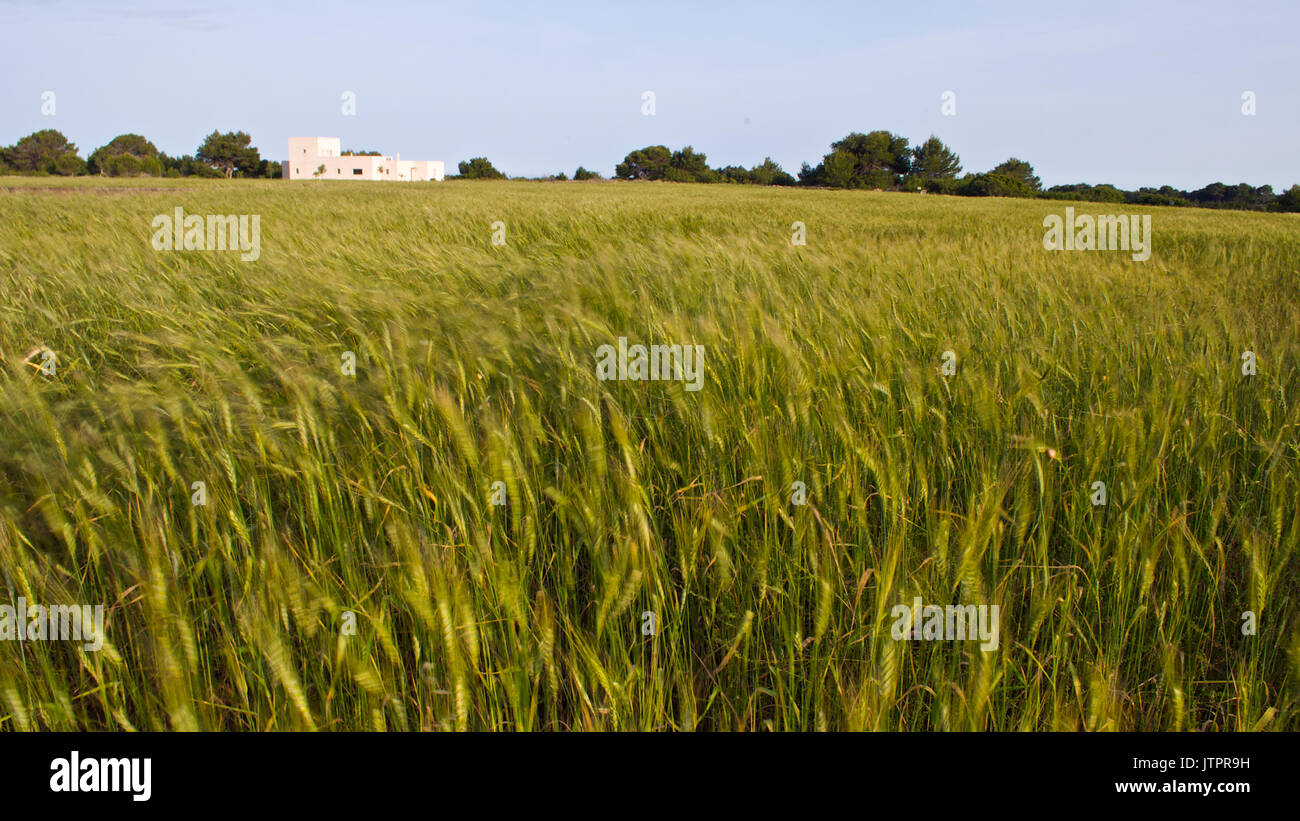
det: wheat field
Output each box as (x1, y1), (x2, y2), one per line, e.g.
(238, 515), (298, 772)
(1, 176), (1297, 731)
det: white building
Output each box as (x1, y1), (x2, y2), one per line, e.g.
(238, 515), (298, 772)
(285, 137), (445, 182)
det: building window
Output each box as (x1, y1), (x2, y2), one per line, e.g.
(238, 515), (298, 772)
(353, 168), (363, 175)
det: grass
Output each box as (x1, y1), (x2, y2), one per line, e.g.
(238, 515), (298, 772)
(1, 176), (1297, 731)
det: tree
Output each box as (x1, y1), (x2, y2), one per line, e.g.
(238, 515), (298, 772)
(1043, 183), (1124, 203)
(989, 158), (1041, 191)
(103, 154), (162, 176)
(614, 145), (719, 182)
(1275, 184), (1300, 213)
(615, 145), (671, 180)
(910, 136), (962, 184)
(1089, 184), (1125, 203)
(801, 131), (910, 189)
(837, 131), (911, 187)
(664, 146), (716, 182)
(822, 150), (857, 188)
(51, 153), (87, 176)
(573, 166), (603, 181)
(160, 153), (223, 178)
(718, 158), (797, 186)
(89, 134), (163, 176)
(718, 165), (751, 184)
(1126, 186), (1189, 207)
(1188, 182), (1275, 211)
(255, 159), (282, 178)
(196, 130), (261, 178)
(955, 172), (1035, 198)
(456, 157), (505, 179)
(6, 129), (85, 174)
(749, 157), (796, 186)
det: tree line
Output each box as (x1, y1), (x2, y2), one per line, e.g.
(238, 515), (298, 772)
(4, 126), (1297, 213)
(607, 131), (1300, 213)
(450, 157), (605, 181)
(0, 129), (279, 178)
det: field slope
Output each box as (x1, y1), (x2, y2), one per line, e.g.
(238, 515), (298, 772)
(1, 177), (1297, 730)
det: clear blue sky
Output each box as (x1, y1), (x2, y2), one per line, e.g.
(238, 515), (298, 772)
(2, 0), (1297, 189)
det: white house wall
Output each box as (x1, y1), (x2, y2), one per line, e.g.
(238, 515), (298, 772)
(285, 138), (444, 182)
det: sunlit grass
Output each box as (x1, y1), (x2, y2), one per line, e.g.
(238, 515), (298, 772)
(1, 177), (1297, 730)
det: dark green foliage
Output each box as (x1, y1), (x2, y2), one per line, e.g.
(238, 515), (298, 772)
(4, 129), (86, 174)
(988, 158), (1041, 192)
(1275, 185), (1300, 213)
(665, 146), (717, 182)
(50, 153), (88, 176)
(615, 145), (672, 180)
(457, 157), (506, 179)
(1043, 183), (1126, 203)
(749, 157), (796, 186)
(1126, 186), (1191, 207)
(255, 159), (282, 179)
(916, 176), (960, 194)
(101, 154), (163, 176)
(954, 172), (1036, 198)
(799, 131), (911, 189)
(718, 157), (795, 185)
(162, 154), (224, 178)
(910, 136), (962, 184)
(616, 145), (791, 184)
(833, 131), (912, 180)
(1187, 182), (1276, 211)
(89, 134), (163, 176)
(196, 131), (262, 178)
